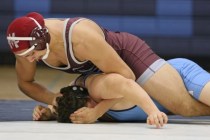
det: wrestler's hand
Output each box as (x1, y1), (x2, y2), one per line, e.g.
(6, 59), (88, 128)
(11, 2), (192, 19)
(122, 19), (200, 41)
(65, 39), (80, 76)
(33, 105), (55, 121)
(146, 112), (168, 128)
(70, 107), (98, 124)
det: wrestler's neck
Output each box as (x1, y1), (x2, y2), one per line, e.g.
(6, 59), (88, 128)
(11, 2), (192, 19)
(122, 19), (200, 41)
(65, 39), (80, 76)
(43, 19), (68, 65)
(44, 19), (64, 52)
(44, 18), (85, 64)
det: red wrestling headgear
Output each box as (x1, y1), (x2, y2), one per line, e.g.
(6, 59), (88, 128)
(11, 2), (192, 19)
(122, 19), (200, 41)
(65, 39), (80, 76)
(7, 12), (51, 59)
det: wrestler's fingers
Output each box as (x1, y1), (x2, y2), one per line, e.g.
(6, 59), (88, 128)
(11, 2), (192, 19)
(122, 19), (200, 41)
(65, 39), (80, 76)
(157, 114), (164, 127)
(71, 116), (83, 124)
(32, 113), (36, 120)
(70, 113), (77, 121)
(33, 109), (41, 119)
(33, 112), (40, 120)
(153, 115), (160, 128)
(148, 116), (155, 125)
(147, 117), (152, 125)
(70, 115), (82, 123)
(74, 107), (87, 114)
(34, 105), (44, 116)
(38, 107), (48, 118)
(71, 118), (92, 124)
(72, 120), (83, 124)
(40, 108), (47, 115)
(162, 113), (168, 124)
(71, 112), (84, 119)
(33, 105), (50, 120)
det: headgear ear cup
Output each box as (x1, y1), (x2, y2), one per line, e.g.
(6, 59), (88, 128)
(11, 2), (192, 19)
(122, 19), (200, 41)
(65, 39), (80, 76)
(28, 17), (51, 60)
(29, 27), (51, 50)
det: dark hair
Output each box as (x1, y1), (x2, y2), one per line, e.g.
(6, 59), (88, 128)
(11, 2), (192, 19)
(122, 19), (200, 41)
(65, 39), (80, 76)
(56, 85), (89, 123)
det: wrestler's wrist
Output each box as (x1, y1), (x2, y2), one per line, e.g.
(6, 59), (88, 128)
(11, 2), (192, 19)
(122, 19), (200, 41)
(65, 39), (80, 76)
(93, 106), (105, 118)
(48, 105), (58, 119)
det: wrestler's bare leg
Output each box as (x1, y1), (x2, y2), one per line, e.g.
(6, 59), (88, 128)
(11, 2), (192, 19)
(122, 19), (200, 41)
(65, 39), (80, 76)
(199, 82), (210, 106)
(142, 63), (210, 116)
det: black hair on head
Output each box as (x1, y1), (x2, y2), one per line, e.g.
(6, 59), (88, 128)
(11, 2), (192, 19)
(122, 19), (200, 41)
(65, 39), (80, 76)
(56, 85), (89, 123)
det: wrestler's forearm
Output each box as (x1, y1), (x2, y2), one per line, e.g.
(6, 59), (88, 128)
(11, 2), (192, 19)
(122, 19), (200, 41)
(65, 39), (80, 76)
(86, 73), (160, 116)
(82, 74), (121, 119)
(18, 81), (56, 105)
(125, 86), (160, 115)
(116, 78), (161, 115)
(93, 98), (122, 118)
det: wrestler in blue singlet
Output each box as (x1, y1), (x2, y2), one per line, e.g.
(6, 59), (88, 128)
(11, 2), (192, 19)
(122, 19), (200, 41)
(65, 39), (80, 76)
(105, 58), (210, 122)
(168, 58), (210, 100)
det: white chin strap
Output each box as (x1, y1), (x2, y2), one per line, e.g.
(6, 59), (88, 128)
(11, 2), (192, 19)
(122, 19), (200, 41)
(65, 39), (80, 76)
(16, 45), (35, 56)
(16, 44), (50, 60)
(41, 43), (50, 60)
(16, 43), (50, 60)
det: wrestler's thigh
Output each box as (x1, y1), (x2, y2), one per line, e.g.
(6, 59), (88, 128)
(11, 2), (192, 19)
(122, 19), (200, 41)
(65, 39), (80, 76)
(141, 63), (190, 113)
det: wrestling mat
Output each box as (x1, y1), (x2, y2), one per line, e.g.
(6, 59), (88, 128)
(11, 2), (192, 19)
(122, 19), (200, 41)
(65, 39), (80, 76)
(0, 100), (210, 124)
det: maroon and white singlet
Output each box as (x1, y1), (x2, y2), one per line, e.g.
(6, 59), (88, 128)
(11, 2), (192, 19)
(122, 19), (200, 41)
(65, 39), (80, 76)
(43, 18), (166, 85)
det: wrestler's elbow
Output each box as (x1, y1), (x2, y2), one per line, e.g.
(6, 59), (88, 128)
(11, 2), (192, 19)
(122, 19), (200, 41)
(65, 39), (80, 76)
(17, 81), (26, 92)
(129, 72), (136, 81)
(17, 79), (34, 94)
(122, 69), (136, 81)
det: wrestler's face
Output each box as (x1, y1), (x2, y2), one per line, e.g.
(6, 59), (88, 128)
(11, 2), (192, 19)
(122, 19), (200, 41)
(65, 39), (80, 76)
(15, 49), (46, 62)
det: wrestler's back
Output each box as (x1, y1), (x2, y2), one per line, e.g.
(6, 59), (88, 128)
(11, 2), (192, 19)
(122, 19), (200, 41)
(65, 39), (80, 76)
(44, 17), (160, 78)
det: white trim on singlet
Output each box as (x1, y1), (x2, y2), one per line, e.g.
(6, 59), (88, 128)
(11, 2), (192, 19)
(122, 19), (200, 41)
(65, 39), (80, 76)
(42, 18), (71, 70)
(68, 18), (88, 64)
(136, 59), (166, 85)
(42, 18), (105, 70)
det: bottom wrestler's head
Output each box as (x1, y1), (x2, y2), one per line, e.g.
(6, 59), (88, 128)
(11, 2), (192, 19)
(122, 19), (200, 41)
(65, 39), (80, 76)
(55, 85), (89, 123)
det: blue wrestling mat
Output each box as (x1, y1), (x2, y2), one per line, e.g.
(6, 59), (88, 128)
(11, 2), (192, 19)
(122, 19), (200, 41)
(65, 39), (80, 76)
(0, 100), (42, 121)
(0, 100), (210, 124)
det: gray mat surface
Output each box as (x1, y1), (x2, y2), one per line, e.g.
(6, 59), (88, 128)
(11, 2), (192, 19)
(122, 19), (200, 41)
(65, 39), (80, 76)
(0, 100), (210, 124)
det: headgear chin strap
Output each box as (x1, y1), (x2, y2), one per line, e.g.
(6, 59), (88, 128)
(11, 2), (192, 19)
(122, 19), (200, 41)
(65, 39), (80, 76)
(41, 43), (50, 60)
(7, 17), (51, 60)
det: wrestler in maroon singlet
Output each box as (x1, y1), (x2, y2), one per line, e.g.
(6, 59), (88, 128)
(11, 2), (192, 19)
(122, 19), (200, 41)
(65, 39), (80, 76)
(43, 18), (166, 84)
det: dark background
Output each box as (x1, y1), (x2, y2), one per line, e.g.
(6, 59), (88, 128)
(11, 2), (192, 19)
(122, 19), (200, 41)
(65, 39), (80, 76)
(1, 0), (210, 68)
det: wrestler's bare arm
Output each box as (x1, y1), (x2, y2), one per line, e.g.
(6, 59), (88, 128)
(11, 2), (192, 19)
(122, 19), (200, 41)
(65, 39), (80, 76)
(72, 74), (168, 127)
(32, 74), (122, 122)
(66, 74), (121, 123)
(70, 98), (121, 124)
(72, 20), (135, 80)
(33, 97), (120, 122)
(16, 57), (57, 105)
(89, 74), (164, 114)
